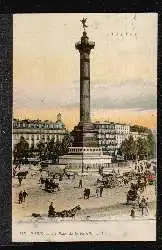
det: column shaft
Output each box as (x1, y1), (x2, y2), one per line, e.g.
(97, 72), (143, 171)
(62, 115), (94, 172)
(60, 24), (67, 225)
(80, 57), (90, 122)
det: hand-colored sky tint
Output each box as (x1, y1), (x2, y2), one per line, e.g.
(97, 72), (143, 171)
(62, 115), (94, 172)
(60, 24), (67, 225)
(13, 13), (157, 130)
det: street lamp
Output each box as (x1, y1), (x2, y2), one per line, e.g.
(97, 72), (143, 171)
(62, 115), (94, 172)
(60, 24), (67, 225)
(82, 148), (84, 173)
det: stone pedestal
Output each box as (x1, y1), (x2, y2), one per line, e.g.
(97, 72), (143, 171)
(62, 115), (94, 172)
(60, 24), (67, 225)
(71, 122), (98, 147)
(59, 147), (112, 169)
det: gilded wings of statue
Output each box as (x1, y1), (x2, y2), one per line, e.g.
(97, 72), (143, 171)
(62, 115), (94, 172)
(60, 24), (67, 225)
(80, 18), (88, 30)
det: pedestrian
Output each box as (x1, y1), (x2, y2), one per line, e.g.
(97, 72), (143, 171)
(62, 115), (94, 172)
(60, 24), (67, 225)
(59, 175), (63, 181)
(141, 165), (143, 172)
(48, 202), (55, 217)
(22, 190), (28, 202)
(137, 190), (140, 205)
(79, 178), (82, 188)
(18, 176), (22, 186)
(140, 196), (146, 216)
(45, 178), (49, 190)
(99, 186), (103, 197)
(86, 166), (89, 172)
(18, 191), (23, 204)
(13, 168), (16, 177)
(96, 186), (99, 198)
(39, 175), (43, 184)
(130, 207), (136, 218)
(145, 197), (149, 216)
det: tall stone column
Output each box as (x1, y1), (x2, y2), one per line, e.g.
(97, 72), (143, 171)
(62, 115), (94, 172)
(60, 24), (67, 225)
(75, 31), (95, 123)
(71, 28), (98, 147)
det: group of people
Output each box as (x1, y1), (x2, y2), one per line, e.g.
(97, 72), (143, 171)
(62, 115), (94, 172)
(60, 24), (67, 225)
(96, 185), (104, 197)
(79, 178), (104, 199)
(18, 190), (28, 204)
(130, 196), (150, 218)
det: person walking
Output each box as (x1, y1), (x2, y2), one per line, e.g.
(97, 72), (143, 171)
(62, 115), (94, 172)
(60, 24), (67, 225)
(99, 186), (103, 197)
(145, 197), (150, 216)
(13, 167), (16, 177)
(18, 191), (23, 204)
(130, 206), (136, 218)
(22, 190), (28, 202)
(137, 189), (140, 205)
(18, 176), (22, 186)
(48, 202), (55, 217)
(79, 178), (82, 188)
(96, 186), (99, 198)
(140, 196), (146, 216)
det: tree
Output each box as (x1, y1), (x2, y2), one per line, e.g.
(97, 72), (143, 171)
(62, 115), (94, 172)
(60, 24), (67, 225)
(132, 140), (138, 161)
(36, 140), (46, 160)
(34, 132), (74, 163)
(61, 132), (73, 155)
(45, 137), (61, 164)
(13, 136), (29, 163)
(120, 138), (130, 160)
(120, 136), (150, 161)
(136, 137), (148, 160)
(146, 132), (156, 158)
(130, 124), (151, 134)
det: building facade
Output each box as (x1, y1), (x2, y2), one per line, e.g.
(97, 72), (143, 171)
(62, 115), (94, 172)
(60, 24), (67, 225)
(12, 113), (67, 149)
(94, 121), (117, 155)
(94, 121), (131, 156)
(94, 121), (151, 156)
(114, 123), (130, 150)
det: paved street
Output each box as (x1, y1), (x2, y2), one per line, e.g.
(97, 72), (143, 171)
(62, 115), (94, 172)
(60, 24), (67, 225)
(12, 166), (156, 222)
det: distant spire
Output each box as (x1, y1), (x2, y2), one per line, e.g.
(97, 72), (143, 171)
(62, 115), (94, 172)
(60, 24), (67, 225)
(57, 113), (62, 122)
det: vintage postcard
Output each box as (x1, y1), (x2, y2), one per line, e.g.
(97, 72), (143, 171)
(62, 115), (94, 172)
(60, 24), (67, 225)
(12, 13), (157, 242)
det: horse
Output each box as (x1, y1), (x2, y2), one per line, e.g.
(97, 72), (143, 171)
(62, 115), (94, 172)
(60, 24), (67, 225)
(84, 188), (90, 199)
(50, 205), (81, 218)
(67, 205), (81, 218)
(32, 213), (41, 217)
(17, 171), (28, 179)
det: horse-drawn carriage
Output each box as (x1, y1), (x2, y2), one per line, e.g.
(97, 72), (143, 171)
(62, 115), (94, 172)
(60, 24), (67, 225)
(126, 189), (139, 205)
(41, 164), (76, 180)
(48, 205), (81, 218)
(101, 174), (119, 188)
(43, 178), (60, 193)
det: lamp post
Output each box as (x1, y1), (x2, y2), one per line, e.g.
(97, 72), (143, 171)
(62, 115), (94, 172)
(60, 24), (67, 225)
(82, 149), (84, 173)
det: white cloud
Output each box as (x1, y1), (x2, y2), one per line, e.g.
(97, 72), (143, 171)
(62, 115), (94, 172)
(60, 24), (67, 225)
(14, 78), (156, 111)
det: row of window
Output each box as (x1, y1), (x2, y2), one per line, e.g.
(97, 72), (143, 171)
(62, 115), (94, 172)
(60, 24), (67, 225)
(98, 130), (116, 134)
(13, 123), (64, 129)
(115, 128), (130, 131)
(95, 124), (115, 129)
(13, 134), (62, 141)
(106, 145), (117, 148)
(98, 134), (116, 139)
(99, 140), (117, 144)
